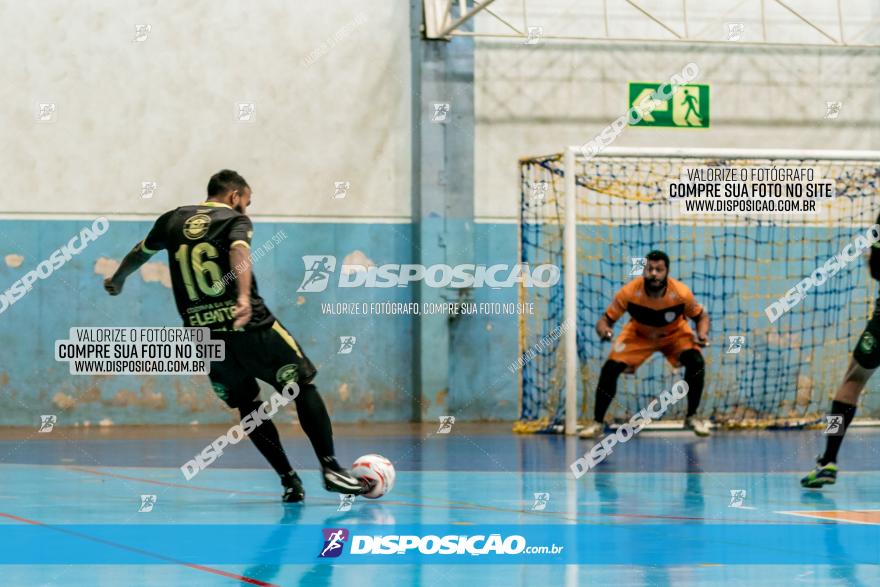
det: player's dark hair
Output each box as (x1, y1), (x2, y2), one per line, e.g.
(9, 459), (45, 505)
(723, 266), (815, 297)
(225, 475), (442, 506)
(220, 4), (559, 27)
(207, 170), (249, 197)
(646, 250), (670, 269)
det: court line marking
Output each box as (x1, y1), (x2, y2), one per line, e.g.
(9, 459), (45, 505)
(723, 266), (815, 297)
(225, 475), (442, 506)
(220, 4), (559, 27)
(61, 466), (509, 511)
(0, 511), (281, 586)
(60, 465), (839, 526)
(5, 463), (865, 520)
(1, 462), (877, 476)
(65, 465), (278, 497)
(775, 509), (880, 525)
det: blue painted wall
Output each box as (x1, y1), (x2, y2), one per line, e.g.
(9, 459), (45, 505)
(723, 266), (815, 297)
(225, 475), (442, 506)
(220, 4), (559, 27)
(0, 219), (521, 426)
(3, 217), (880, 426)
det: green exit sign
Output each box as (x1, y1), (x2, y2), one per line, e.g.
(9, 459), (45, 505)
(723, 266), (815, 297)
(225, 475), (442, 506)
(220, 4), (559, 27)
(628, 82), (710, 128)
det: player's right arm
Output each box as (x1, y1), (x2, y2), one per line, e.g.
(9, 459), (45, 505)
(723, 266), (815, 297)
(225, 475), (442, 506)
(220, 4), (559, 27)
(103, 242), (154, 295)
(104, 210), (173, 296)
(596, 283), (631, 340)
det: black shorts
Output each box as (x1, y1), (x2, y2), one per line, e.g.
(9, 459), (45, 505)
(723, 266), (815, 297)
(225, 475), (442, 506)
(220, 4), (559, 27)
(207, 321), (317, 409)
(853, 305), (880, 369)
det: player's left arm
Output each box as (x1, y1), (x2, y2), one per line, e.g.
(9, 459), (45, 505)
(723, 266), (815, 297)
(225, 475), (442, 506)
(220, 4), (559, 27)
(691, 310), (710, 347)
(104, 211), (171, 296)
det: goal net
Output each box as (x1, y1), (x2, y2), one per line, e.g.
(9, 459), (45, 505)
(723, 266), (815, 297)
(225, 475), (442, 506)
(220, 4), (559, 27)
(516, 147), (880, 434)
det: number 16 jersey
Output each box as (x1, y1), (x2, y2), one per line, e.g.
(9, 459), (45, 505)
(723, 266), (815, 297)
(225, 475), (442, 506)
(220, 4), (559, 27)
(140, 201), (275, 331)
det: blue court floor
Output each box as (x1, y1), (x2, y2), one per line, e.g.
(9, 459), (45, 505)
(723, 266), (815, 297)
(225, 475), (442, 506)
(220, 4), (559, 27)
(0, 424), (878, 586)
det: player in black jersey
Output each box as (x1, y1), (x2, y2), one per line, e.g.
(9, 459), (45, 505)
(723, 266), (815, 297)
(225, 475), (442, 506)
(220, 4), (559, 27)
(801, 217), (880, 488)
(104, 169), (365, 502)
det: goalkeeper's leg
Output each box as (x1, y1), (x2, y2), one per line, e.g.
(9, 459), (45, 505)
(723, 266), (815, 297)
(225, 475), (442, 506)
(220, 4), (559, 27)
(679, 349), (710, 437)
(581, 325), (656, 438)
(594, 359), (627, 422)
(579, 359), (627, 438)
(661, 330), (709, 436)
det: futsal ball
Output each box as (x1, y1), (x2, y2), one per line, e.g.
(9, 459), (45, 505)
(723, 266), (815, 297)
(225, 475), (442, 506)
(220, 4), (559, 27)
(352, 454), (395, 499)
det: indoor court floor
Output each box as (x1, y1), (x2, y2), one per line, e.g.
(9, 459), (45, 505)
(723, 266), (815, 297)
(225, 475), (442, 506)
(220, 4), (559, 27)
(1, 424), (878, 586)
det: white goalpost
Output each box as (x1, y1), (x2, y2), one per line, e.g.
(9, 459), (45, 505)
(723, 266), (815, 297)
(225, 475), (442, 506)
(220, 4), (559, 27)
(520, 146), (880, 435)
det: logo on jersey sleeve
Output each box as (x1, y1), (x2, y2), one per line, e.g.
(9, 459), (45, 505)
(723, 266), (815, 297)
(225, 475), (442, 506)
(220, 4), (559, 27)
(183, 214), (212, 240)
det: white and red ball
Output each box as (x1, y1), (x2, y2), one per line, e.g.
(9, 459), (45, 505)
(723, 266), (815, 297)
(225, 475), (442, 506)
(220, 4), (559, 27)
(352, 454), (395, 499)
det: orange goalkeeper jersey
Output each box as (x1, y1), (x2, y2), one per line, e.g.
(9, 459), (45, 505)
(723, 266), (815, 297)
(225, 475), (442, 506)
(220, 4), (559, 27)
(605, 276), (703, 338)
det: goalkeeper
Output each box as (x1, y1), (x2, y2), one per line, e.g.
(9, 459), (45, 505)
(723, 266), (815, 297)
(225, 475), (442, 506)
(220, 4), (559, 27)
(579, 251), (712, 438)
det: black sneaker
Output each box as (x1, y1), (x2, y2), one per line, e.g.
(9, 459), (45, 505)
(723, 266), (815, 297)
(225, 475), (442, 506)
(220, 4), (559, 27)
(322, 467), (367, 495)
(281, 471), (305, 503)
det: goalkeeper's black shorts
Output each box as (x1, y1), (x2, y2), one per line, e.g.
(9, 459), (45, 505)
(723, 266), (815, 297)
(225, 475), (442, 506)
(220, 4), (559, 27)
(853, 305), (880, 370)
(207, 321), (317, 409)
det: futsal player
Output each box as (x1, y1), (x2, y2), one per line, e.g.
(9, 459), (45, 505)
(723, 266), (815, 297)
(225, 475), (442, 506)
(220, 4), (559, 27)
(801, 227), (880, 488)
(104, 170), (365, 502)
(579, 250), (712, 438)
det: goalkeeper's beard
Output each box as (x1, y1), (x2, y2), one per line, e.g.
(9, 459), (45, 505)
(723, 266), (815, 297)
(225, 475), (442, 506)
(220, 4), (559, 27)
(645, 277), (667, 294)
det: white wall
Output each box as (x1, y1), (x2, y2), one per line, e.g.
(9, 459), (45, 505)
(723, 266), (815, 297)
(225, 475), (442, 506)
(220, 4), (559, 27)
(0, 1), (411, 220)
(474, 0), (880, 220)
